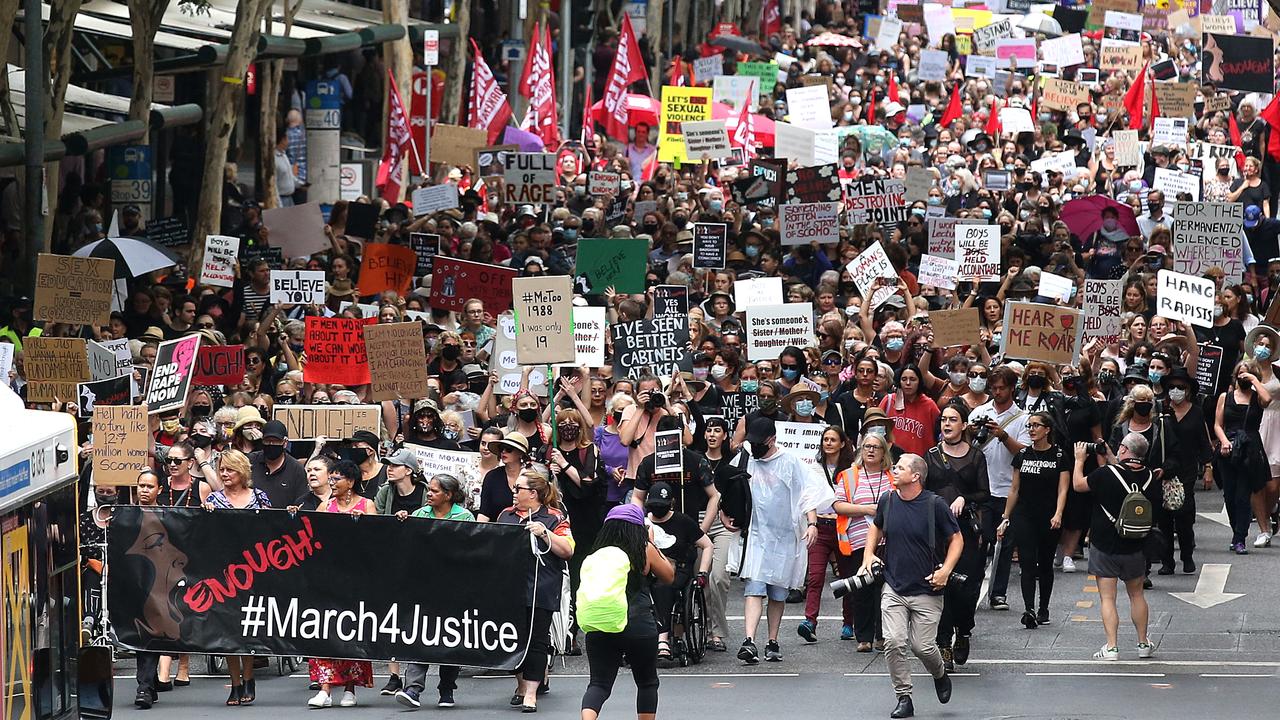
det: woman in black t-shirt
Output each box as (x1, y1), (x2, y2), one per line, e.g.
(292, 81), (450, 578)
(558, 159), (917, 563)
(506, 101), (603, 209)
(1000, 412), (1070, 630)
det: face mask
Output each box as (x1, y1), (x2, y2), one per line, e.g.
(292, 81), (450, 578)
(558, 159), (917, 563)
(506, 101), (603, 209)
(191, 433), (213, 449)
(1167, 388), (1187, 404)
(559, 425), (581, 441)
(643, 222), (659, 234)
(161, 419), (181, 434)
(1026, 375), (1047, 390)
(574, 186), (586, 197)
(781, 368), (799, 381)
(693, 367), (710, 381)
(911, 207), (926, 217)
(1238, 376), (1253, 391)
(969, 377), (987, 393)
(843, 111), (854, 122)
(1148, 369), (1165, 383)
(417, 419), (434, 434)
(1098, 370), (1115, 384)
(794, 399), (816, 417)
(290, 342), (305, 353)
(982, 209), (993, 219)
(190, 405), (212, 418)
(885, 338), (905, 352)
(674, 216), (689, 229)
(583, 219), (596, 234)
(761, 218), (774, 227)
(866, 426), (887, 438)
(517, 407), (540, 423)
(441, 345), (461, 361)
(262, 444), (286, 461)
(1214, 304), (1225, 318)
(1102, 218), (1118, 232)
(563, 228), (578, 241)
(1256, 346), (1273, 361)
(749, 439), (772, 459)
(1019, 210), (1031, 221)
(710, 365), (728, 380)
(95, 492), (117, 506)
(761, 398), (779, 414)
(1133, 401), (1153, 416)
(741, 379), (759, 392)
(949, 371), (967, 386)
(928, 197), (942, 206)
(709, 200), (723, 213)
(1132, 357), (1149, 367)
(442, 428), (460, 441)
(992, 331), (1003, 346)
(745, 245), (761, 258)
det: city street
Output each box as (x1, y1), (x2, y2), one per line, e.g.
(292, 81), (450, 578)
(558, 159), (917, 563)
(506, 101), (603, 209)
(113, 493), (1280, 719)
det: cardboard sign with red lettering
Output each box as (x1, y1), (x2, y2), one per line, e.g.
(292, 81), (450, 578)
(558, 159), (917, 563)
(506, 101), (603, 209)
(193, 344), (246, 386)
(1000, 301), (1084, 365)
(304, 316), (370, 386)
(359, 243), (418, 297)
(429, 256), (518, 315)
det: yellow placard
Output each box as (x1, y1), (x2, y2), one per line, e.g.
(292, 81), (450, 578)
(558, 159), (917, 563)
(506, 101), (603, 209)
(657, 86), (713, 164)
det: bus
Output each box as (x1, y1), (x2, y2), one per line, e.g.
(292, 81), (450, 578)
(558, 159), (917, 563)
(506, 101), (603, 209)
(0, 409), (109, 720)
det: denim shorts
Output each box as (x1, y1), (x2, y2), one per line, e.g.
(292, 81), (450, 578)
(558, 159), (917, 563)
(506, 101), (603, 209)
(743, 580), (790, 601)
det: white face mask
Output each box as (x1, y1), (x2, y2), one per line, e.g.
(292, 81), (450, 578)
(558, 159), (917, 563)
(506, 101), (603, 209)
(948, 371), (968, 386)
(710, 364), (728, 380)
(969, 377), (987, 393)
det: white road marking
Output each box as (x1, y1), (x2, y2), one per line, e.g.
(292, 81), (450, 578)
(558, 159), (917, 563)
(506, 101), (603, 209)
(1026, 672), (1166, 677)
(1169, 563), (1244, 608)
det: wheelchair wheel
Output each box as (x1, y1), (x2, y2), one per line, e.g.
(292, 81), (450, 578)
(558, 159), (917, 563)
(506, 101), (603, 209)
(205, 654), (226, 676)
(685, 585), (707, 665)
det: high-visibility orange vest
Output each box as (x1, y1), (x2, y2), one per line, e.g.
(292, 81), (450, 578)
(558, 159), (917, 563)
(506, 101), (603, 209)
(836, 465), (894, 556)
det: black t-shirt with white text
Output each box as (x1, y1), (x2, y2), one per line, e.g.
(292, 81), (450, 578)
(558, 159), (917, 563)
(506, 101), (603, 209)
(1011, 445), (1069, 519)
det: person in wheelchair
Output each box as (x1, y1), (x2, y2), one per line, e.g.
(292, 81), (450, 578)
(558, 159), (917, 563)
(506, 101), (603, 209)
(645, 482), (713, 667)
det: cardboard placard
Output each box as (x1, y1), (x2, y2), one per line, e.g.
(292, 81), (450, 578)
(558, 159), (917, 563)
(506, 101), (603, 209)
(1083, 279), (1123, 345)
(611, 316), (693, 380)
(744, 303), (815, 360)
(512, 275), (575, 365)
(270, 270), (326, 305)
(193, 344), (246, 385)
(411, 184), (460, 215)
(430, 124), (490, 169)
(575, 238), (649, 294)
(502, 153), (558, 205)
(917, 254), (960, 290)
(1171, 202), (1244, 279)
(409, 232), (440, 275)
(658, 86), (714, 163)
(364, 321), (430, 401)
(273, 404), (382, 440)
(34, 254), (115, 326)
(303, 316), (371, 386)
(693, 223), (727, 269)
(261, 203), (328, 259)
(1041, 78), (1090, 112)
(429, 256), (517, 315)
(24, 337), (89, 403)
(1099, 38), (1143, 72)
(358, 243), (417, 297)
(680, 119), (734, 161)
(475, 144), (519, 178)
(92, 404), (150, 486)
(1156, 269), (1216, 329)
(927, 307), (980, 348)
(780, 202), (840, 246)
(956, 224), (1001, 281)
(1000, 301), (1085, 364)
(144, 335), (201, 415)
(1154, 82), (1197, 119)
(587, 170), (621, 197)
(201, 235), (239, 288)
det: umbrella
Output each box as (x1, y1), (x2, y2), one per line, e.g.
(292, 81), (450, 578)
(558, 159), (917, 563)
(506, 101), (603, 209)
(591, 93), (661, 129)
(712, 102), (777, 147)
(1017, 13), (1062, 36)
(74, 236), (179, 278)
(1060, 196), (1140, 240)
(843, 124), (899, 155)
(806, 31), (863, 47)
(501, 125), (546, 152)
(711, 34), (770, 58)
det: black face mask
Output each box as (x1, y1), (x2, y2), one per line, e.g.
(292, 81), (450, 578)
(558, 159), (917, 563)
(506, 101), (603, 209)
(1134, 401), (1153, 416)
(749, 439), (772, 459)
(582, 219), (596, 234)
(191, 434), (213, 449)
(612, 410), (624, 426)
(442, 345), (461, 361)
(262, 444), (286, 461)
(94, 492), (118, 506)
(1026, 375), (1047, 391)
(761, 398), (779, 414)
(673, 216), (688, 229)
(1238, 377), (1253, 391)
(518, 407), (540, 423)
(645, 502), (672, 517)
(190, 405), (212, 418)
(643, 222), (660, 234)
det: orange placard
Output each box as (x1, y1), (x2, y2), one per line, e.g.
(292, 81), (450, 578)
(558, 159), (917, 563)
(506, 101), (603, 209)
(358, 243), (418, 297)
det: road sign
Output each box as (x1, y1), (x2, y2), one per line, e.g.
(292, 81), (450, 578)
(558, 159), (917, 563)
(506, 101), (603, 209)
(108, 146), (152, 207)
(423, 29), (439, 66)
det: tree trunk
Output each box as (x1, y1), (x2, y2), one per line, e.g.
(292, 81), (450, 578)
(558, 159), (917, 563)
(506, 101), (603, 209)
(382, 0), (412, 198)
(42, 0), (84, 250)
(189, 0), (273, 276)
(257, 0), (303, 209)
(647, 0), (665, 92)
(441, 0), (472, 126)
(0, 0), (20, 138)
(126, 0), (171, 140)
(744, 0), (764, 36)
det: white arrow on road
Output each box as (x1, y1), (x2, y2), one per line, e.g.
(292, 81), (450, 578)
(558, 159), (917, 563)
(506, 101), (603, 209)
(1197, 505), (1231, 527)
(1169, 563), (1244, 608)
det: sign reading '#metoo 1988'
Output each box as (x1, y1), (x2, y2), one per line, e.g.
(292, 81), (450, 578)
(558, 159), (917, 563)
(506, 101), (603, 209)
(502, 153), (557, 205)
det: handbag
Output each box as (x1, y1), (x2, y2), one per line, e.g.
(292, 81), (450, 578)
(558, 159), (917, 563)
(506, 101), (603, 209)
(1154, 417), (1184, 512)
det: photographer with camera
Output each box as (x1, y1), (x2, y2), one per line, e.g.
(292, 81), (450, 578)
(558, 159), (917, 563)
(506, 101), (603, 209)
(970, 366), (1029, 611)
(860, 454), (962, 719)
(620, 374), (671, 488)
(1072, 433), (1161, 661)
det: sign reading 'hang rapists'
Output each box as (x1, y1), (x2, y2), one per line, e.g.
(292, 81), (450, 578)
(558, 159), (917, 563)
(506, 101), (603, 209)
(107, 507), (536, 669)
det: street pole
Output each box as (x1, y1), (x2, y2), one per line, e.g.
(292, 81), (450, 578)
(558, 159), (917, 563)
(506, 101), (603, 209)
(560, 0), (571, 142)
(23, 0), (44, 296)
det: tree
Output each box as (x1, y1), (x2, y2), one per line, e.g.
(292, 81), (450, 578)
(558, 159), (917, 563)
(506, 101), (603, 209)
(39, 0), (86, 249)
(126, 0), (173, 140)
(0, 0), (20, 138)
(441, 0), (471, 125)
(381, 0), (412, 199)
(647, 0), (665, 92)
(189, 0), (274, 276)
(256, 0), (303, 210)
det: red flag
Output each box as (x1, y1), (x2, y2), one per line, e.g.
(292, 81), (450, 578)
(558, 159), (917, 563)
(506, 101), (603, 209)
(1123, 63), (1147, 130)
(518, 23), (540, 99)
(376, 68), (412, 203)
(887, 71), (899, 106)
(520, 23), (561, 148)
(582, 82), (595, 146)
(866, 87), (876, 125)
(730, 91), (755, 159)
(1260, 94), (1280, 162)
(602, 14), (647, 140)
(469, 40), (513, 143)
(985, 97), (1001, 137)
(763, 0), (781, 37)
(938, 83), (962, 128)
(639, 149), (659, 182)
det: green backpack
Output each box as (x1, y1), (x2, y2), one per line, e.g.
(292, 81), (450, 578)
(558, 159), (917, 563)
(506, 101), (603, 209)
(1100, 466), (1154, 540)
(576, 546), (632, 634)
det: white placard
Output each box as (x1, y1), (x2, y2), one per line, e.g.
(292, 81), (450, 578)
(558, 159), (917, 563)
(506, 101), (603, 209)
(924, 4), (957, 46)
(411, 184), (460, 215)
(201, 234), (239, 288)
(1156, 269), (1216, 328)
(1083, 279), (1123, 345)
(917, 254), (960, 290)
(774, 421), (825, 469)
(956, 224), (1001, 281)
(553, 306), (607, 368)
(713, 75), (760, 112)
(1038, 271), (1075, 302)
(918, 50), (950, 82)
(587, 170), (621, 196)
(404, 444), (483, 508)
(681, 119), (734, 161)
(845, 241), (897, 298)
(999, 107), (1035, 135)
(692, 54), (724, 85)
(1152, 117), (1189, 148)
(744, 303), (815, 360)
(1112, 129), (1142, 166)
(774, 121), (817, 164)
(1041, 33), (1085, 67)
(1153, 168), (1201, 201)
(0, 343), (12, 385)
(270, 270), (326, 305)
(1104, 10), (1143, 31)
(339, 163), (364, 201)
(876, 16), (903, 50)
(780, 202), (840, 246)
(785, 85), (833, 130)
(965, 55), (999, 79)
(734, 277), (784, 309)
(973, 19), (1012, 53)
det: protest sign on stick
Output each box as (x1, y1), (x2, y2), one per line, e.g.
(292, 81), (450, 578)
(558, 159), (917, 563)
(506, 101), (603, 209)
(34, 254), (115, 326)
(513, 276), (575, 365)
(745, 303), (814, 360)
(611, 317), (693, 379)
(92, 404), (150, 486)
(144, 335), (202, 415)
(364, 322), (430, 402)
(24, 338), (89, 403)
(274, 404), (383, 440)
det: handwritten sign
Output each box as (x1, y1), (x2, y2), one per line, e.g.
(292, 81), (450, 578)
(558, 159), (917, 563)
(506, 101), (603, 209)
(24, 337), (89, 403)
(1041, 78), (1090, 112)
(274, 404), (382, 440)
(513, 275), (574, 365)
(1171, 202), (1244, 280)
(502, 153), (558, 205)
(587, 170), (621, 197)
(271, 270), (325, 305)
(956, 224), (1001, 281)
(1083, 279), (1123, 345)
(144, 335), (201, 415)
(735, 277), (784, 309)
(1099, 38), (1142, 71)
(303, 316), (370, 386)
(575, 238), (649, 294)
(358, 243), (417, 297)
(1001, 301), (1084, 364)
(846, 178), (908, 225)
(846, 241), (897, 298)
(611, 316), (693, 379)
(92, 404), (150, 486)
(918, 254), (960, 290)
(744, 303), (815, 360)
(1157, 269), (1216, 328)
(34, 254), (115, 326)
(1154, 82), (1197, 119)
(780, 202), (839, 245)
(201, 234), (239, 288)
(775, 421), (824, 469)
(363, 321), (429, 401)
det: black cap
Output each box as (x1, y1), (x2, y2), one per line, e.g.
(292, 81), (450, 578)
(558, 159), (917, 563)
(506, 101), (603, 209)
(351, 430), (381, 446)
(262, 420), (288, 440)
(647, 481), (675, 504)
(744, 416), (776, 446)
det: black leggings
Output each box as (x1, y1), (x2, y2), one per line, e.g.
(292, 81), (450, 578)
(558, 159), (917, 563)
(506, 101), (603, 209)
(1014, 515), (1060, 614)
(516, 607), (554, 684)
(581, 631), (659, 715)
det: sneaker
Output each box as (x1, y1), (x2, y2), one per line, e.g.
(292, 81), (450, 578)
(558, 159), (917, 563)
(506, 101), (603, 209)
(1137, 641), (1155, 659)
(953, 634), (970, 665)
(1061, 556), (1076, 573)
(437, 690), (456, 708)
(738, 638), (759, 665)
(1053, 554), (1063, 569)
(1093, 644), (1119, 661)
(797, 619), (817, 644)
(308, 691), (332, 709)
(380, 674), (402, 696)
(1036, 608), (1051, 626)
(874, 638), (887, 652)
(840, 625), (854, 641)
(940, 646), (955, 673)
(1233, 543), (1250, 555)
(1142, 576), (1153, 589)
(1157, 564), (1175, 576)
(395, 689), (421, 709)
(339, 691), (357, 708)
(990, 596), (1010, 611)
(1253, 532), (1272, 548)
(1021, 611), (1038, 629)
(764, 640), (782, 662)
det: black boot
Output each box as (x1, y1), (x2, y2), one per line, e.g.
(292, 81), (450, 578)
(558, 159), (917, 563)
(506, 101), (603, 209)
(134, 691), (153, 710)
(890, 695), (914, 718)
(934, 673), (952, 704)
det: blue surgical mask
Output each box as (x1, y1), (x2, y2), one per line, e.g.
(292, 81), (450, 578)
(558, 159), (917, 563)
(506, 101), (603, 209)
(981, 209), (993, 219)
(709, 200), (723, 213)
(1148, 369), (1164, 383)
(563, 228), (578, 241)
(1256, 346), (1273, 361)
(781, 368), (800, 381)
(911, 207), (926, 217)
(928, 197), (942, 206)
(819, 391), (829, 403)
(745, 245), (761, 258)
(741, 379), (760, 392)
(866, 426), (887, 438)
(761, 218), (774, 227)
(885, 337), (905, 352)
(794, 399), (816, 417)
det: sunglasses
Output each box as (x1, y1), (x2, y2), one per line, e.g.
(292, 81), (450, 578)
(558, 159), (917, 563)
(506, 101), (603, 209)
(247, 356), (263, 365)
(164, 456), (191, 465)
(197, 322), (215, 329)
(514, 485), (534, 493)
(969, 371), (988, 378)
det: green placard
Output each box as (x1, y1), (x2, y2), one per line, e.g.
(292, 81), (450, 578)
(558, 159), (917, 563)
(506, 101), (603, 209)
(737, 62), (780, 90)
(574, 238), (649, 295)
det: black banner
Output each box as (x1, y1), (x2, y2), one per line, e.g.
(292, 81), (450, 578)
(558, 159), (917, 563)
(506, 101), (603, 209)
(1204, 33), (1274, 94)
(652, 285), (688, 318)
(1196, 343), (1223, 398)
(693, 222), (727, 270)
(785, 163), (843, 204)
(146, 217), (189, 248)
(409, 232), (440, 276)
(77, 375), (132, 418)
(611, 317), (692, 380)
(107, 507), (536, 669)
(719, 390), (760, 427)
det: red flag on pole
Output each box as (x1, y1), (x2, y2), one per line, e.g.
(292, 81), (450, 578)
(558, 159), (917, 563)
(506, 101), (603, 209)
(985, 97), (1002, 137)
(520, 23), (561, 148)
(887, 72), (900, 106)
(469, 40), (513, 144)
(1260, 94), (1280, 162)
(518, 23), (540, 99)
(1123, 63), (1147, 130)
(730, 91), (755, 159)
(582, 82), (595, 146)
(602, 14), (648, 140)
(376, 68), (412, 203)
(866, 87), (876, 125)
(763, 0), (782, 37)
(938, 83), (962, 128)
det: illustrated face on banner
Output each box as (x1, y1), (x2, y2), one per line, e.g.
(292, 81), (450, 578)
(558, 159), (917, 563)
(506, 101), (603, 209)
(124, 510), (190, 642)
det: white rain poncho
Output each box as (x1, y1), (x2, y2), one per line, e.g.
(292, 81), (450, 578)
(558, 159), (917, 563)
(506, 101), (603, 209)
(740, 450), (835, 589)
